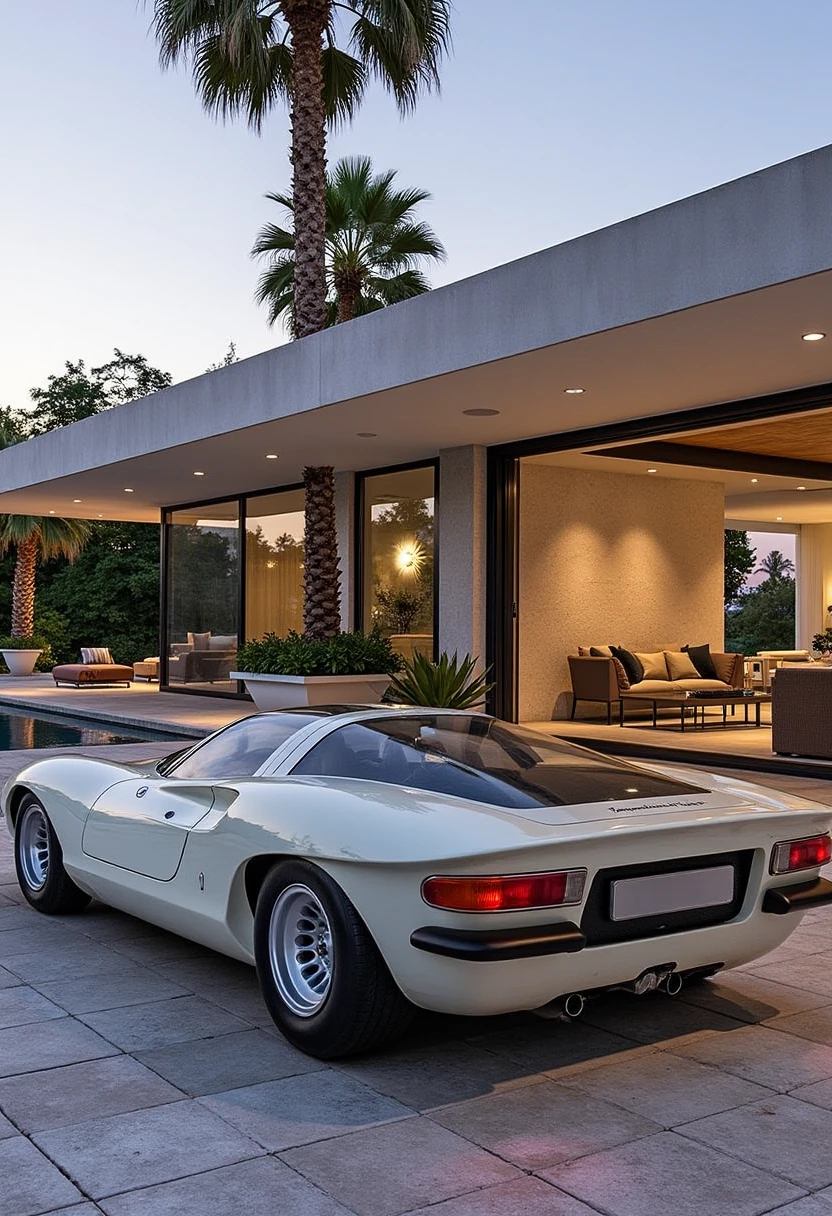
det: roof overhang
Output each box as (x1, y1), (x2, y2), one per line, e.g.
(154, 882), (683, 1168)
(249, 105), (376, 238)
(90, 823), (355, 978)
(3, 144), (832, 522)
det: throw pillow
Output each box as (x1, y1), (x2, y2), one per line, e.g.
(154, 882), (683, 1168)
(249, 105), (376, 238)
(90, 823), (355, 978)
(665, 650), (700, 681)
(611, 646), (643, 685)
(578, 644), (612, 657)
(80, 647), (113, 664)
(188, 631), (211, 651)
(634, 650), (669, 680)
(682, 643), (718, 679)
(587, 646), (629, 690)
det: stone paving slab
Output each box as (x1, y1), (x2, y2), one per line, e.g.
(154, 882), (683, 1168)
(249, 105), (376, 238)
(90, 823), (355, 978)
(32, 1100), (265, 1200)
(0, 1135), (86, 1216)
(0, 1016), (117, 1078)
(0, 984), (66, 1029)
(397, 1176), (602, 1216)
(133, 1027), (321, 1096)
(669, 1023), (832, 1092)
(77, 994), (249, 1052)
(32, 966), (191, 1014)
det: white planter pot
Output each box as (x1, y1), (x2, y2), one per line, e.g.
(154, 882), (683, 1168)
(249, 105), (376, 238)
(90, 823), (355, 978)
(1, 649), (42, 677)
(229, 671), (392, 711)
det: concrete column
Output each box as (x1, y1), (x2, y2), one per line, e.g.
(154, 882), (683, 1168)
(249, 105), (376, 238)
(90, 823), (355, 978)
(335, 471), (355, 631)
(437, 446), (487, 663)
(798, 524), (832, 649)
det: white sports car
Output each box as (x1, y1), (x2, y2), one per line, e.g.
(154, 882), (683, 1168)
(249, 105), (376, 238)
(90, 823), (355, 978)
(4, 707), (832, 1058)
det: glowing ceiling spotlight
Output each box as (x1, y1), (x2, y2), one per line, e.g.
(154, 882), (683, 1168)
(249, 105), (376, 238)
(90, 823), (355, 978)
(395, 539), (425, 576)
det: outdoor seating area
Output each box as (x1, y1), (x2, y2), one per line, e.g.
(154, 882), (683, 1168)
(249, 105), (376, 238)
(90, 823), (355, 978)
(51, 647), (134, 688)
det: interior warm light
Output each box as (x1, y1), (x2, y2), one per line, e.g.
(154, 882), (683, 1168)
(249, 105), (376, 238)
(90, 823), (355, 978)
(798, 486), (807, 491)
(48, 510), (55, 515)
(563, 387), (585, 395)
(73, 499), (81, 503)
(124, 488), (134, 493)
(647, 468), (658, 474)
(265, 454), (278, 460)
(751, 478), (759, 484)
(395, 539), (425, 576)
(802, 332), (826, 342)
(193, 471), (205, 477)
(776, 516), (783, 521)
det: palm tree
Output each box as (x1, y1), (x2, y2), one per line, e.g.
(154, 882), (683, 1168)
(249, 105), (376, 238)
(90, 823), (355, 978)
(252, 155), (446, 329)
(0, 516), (91, 638)
(755, 550), (795, 581)
(150, 0), (451, 638)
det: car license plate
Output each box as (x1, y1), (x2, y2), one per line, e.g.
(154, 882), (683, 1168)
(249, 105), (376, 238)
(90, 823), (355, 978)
(611, 864), (735, 921)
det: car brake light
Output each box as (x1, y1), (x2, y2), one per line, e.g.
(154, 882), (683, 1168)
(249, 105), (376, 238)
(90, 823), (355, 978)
(422, 870), (587, 912)
(771, 833), (832, 875)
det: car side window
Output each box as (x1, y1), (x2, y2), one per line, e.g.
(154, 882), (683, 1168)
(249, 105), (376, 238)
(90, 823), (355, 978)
(169, 714), (319, 780)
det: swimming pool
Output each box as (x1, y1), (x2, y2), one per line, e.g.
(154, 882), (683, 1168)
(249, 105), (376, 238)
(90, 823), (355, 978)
(0, 706), (185, 750)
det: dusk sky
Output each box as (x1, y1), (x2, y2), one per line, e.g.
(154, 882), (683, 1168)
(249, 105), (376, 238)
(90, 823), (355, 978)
(3, 2), (832, 411)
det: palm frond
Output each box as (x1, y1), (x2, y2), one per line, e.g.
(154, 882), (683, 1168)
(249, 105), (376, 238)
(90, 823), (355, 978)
(348, 0), (452, 112)
(322, 45), (367, 124)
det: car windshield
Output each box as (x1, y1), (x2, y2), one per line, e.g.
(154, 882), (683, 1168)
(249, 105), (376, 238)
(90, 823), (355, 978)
(163, 712), (322, 780)
(290, 715), (707, 808)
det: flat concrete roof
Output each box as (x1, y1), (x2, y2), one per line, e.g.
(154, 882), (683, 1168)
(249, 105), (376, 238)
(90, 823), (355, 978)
(3, 143), (832, 520)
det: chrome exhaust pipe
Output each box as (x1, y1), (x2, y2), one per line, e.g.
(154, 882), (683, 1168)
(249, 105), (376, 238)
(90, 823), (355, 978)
(563, 992), (586, 1019)
(664, 971), (683, 997)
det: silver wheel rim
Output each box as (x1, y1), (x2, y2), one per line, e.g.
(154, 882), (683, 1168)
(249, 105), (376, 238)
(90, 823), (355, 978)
(18, 804), (50, 892)
(269, 883), (333, 1017)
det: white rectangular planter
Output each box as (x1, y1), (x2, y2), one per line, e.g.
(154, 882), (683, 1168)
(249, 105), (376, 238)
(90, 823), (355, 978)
(229, 671), (392, 711)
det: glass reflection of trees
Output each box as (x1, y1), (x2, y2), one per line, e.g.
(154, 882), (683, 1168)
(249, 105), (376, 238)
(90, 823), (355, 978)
(168, 522), (239, 639)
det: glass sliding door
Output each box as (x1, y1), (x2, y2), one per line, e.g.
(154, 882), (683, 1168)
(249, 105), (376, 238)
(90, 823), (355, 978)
(245, 488), (305, 641)
(360, 464), (436, 661)
(165, 500), (240, 690)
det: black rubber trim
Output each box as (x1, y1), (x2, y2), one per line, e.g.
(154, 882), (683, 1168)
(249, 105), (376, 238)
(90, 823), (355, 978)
(410, 922), (586, 961)
(762, 877), (832, 915)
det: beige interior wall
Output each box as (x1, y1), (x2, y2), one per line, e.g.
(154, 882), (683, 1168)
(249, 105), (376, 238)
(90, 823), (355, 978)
(519, 463), (726, 721)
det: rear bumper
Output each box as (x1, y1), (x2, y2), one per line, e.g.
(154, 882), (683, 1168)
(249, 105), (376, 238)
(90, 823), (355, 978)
(762, 876), (832, 914)
(410, 922), (585, 961)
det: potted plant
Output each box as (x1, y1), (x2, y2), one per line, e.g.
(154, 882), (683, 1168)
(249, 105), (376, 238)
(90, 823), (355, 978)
(231, 629), (403, 711)
(0, 634), (52, 677)
(812, 628), (832, 663)
(385, 651), (493, 709)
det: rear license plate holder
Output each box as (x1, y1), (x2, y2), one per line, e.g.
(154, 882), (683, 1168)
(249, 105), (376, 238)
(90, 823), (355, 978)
(611, 864), (735, 922)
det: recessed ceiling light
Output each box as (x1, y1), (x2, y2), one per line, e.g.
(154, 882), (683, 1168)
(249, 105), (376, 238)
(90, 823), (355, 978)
(802, 332), (826, 342)
(265, 453), (278, 460)
(73, 499), (81, 503)
(647, 467), (658, 473)
(193, 471), (205, 477)
(124, 488), (134, 493)
(98, 513), (103, 518)
(48, 510), (54, 515)
(750, 478), (758, 484)
(462, 408), (500, 417)
(797, 485), (807, 491)
(563, 387), (585, 395)
(357, 432), (377, 438)
(776, 516), (783, 521)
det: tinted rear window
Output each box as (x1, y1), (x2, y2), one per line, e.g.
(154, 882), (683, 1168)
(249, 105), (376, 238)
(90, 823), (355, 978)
(290, 715), (707, 808)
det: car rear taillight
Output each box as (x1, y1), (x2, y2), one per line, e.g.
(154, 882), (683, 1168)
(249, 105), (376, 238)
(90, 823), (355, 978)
(421, 870), (587, 912)
(770, 833), (832, 875)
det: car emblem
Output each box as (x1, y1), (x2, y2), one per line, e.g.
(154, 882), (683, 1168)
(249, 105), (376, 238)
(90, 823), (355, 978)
(136, 786), (149, 798)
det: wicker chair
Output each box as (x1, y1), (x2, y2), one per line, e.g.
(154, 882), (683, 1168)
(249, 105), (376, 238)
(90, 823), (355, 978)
(772, 666), (832, 759)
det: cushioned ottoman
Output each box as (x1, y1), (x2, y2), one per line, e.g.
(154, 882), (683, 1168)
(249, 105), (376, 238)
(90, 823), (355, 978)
(52, 663), (134, 687)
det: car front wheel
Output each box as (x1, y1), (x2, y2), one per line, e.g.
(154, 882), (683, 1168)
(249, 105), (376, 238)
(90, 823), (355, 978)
(14, 795), (91, 914)
(254, 860), (412, 1059)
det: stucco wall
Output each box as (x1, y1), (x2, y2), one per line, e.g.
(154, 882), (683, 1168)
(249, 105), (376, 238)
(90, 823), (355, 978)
(518, 464), (726, 721)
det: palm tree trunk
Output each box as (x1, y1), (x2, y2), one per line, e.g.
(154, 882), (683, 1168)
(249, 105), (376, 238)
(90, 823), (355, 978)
(303, 465), (341, 638)
(11, 536), (37, 638)
(285, 0), (328, 339)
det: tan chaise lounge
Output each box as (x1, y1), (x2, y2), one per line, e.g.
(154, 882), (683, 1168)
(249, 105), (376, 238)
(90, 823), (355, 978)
(569, 646), (743, 723)
(52, 646), (133, 688)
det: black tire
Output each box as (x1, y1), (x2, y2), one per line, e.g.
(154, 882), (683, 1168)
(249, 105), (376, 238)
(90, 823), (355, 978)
(254, 859), (413, 1059)
(14, 795), (91, 915)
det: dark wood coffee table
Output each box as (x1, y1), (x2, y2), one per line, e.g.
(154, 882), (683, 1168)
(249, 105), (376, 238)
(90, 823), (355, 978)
(619, 690), (771, 731)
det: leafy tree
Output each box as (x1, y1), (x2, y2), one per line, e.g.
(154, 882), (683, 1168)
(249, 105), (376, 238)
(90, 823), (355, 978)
(725, 576), (796, 654)
(755, 549), (795, 581)
(205, 341), (239, 371)
(253, 156), (445, 330)
(150, 0), (451, 639)
(25, 350), (172, 435)
(724, 530), (755, 605)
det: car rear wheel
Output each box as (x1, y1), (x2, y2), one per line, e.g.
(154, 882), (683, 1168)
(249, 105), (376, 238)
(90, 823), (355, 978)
(254, 860), (413, 1059)
(14, 795), (91, 914)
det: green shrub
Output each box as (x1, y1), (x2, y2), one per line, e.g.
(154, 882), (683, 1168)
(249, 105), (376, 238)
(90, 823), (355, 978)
(385, 650), (493, 709)
(0, 635), (54, 673)
(235, 629), (404, 677)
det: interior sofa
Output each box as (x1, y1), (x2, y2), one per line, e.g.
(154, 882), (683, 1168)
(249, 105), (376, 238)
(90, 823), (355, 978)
(568, 644), (744, 724)
(167, 631), (238, 684)
(772, 665), (832, 758)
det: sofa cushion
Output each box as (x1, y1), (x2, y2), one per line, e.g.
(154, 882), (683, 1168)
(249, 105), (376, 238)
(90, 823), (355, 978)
(674, 678), (732, 691)
(208, 634), (237, 651)
(682, 643), (718, 679)
(577, 644), (612, 657)
(665, 650), (700, 680)
(634, 651), (669, 680)
(80, 647), (113, 664)
(611, 646), (643, 685)
(710, 652), (738, 684)
(188, 631), (211, 651)
(628, 679), (682, 694)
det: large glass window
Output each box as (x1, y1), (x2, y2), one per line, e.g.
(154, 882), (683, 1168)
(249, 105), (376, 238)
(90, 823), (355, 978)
(245, 489), (305, 641)
(165, 501), (240, 690)
(360, 465), (435, 662)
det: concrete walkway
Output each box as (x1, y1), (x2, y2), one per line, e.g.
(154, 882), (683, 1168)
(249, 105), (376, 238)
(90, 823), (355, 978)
(2, 747), (832, 1215)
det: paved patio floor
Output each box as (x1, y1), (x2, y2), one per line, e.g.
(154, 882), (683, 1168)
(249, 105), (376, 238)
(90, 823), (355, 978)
(2, 744), (832, 1215)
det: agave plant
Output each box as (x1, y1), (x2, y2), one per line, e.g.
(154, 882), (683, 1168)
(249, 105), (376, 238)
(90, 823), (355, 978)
(386, 651), (493, 710)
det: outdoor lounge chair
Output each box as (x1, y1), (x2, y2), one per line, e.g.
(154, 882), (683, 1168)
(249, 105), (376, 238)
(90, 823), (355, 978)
(52, 647), (133, 688)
